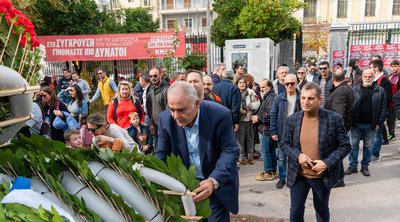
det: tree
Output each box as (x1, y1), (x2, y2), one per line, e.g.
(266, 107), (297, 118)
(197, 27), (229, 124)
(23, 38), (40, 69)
(211, 0), (247, 47)
(211, 0), (305, 47)
(123, 8), (159, 33)
(31, 0), (122, 35)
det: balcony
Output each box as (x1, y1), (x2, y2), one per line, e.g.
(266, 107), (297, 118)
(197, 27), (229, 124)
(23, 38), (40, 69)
(160, 0), (211, 14)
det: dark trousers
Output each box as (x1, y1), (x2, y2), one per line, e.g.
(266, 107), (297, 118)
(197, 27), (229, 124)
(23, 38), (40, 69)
(387, 108), (396, 136)
(290, 175), (331, 222)
(208, 195), (230, 222)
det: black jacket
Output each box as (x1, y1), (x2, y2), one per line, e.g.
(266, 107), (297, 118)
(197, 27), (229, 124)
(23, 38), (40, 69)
(257, 90), (276, 135)
(352, 83), (387, 129)
(375, 74), (393, 109)
(325, 82), (355, 131)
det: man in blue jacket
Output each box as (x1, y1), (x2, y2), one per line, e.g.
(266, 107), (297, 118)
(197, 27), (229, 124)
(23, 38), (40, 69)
(156, 81), (239, 221)
(270, 74), (301, 189)
(213, 69), (241, 132)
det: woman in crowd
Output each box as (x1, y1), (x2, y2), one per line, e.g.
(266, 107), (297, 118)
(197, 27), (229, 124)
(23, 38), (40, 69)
(35, 86), (69, 142)
(236, 77), (260, 165)
(87, 113), (138, 152)
(67, 84), (88, 122)
(296, 67), (308, 91)
(107, 80), (144, 129)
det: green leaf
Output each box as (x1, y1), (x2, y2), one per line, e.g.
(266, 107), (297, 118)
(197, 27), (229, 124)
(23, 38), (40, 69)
(51, 206), (63, 222)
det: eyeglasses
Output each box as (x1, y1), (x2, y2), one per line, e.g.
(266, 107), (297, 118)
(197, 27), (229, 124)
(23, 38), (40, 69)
(297, 72), (305, 74)
(319, 67), (328, 70)
(97, 72), (102, 75)
(150, 75), (158, 78)
(87, 125), (102, 132)
(284, 82), (296, 87)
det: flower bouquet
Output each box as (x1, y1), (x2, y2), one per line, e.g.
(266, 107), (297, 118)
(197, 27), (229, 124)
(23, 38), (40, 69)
(0, 0), (45, 144)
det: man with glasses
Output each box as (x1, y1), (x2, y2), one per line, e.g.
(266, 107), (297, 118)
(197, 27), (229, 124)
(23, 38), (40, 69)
(270, 74), (302, 189)
(149, 68), (169, 140)
(312, 61), (333, 108)
(156, 81), (239, 222)
(90, 69), (117, 110)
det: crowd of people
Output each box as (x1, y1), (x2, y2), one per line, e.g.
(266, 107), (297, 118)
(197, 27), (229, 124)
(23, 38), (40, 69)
(18, 56), (400, 221)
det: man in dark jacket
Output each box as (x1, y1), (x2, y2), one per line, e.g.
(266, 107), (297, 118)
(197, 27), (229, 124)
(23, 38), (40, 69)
(371, 59), (393, 160)
(57, 69), (73, 91)
(325, 69), (355, 131)
(282, 82), (350, 221)
(345, 69), (387, 177)
(149, 68), (169, 137)
(252, 79), (277, 181)
(213, 70), (241, 132)
(270, 74), (302, 189)
(324, 68), (355, 187)
(313, 61), (333, 108)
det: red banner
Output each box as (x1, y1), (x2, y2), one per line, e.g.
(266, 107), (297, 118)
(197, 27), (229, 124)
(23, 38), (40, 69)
(332, 50), (345, 70)
(350, 43), (399, 69)
(37, 32), (186, 61)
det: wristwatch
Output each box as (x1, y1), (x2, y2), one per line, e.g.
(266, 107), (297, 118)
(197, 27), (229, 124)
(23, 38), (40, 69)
(209, 177), (219, 190)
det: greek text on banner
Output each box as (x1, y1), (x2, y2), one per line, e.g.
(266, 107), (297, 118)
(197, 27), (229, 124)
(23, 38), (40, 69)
(37, 32), (186, 61)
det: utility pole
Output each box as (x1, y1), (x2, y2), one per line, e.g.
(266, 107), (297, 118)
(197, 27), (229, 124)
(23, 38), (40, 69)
(206, 0), (212, 75)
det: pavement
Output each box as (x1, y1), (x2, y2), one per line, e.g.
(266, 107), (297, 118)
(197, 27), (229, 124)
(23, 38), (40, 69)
(237, 135), (400, 222)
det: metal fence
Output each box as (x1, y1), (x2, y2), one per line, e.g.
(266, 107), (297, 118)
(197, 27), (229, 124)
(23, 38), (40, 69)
(42, 33), (223, 80)
(347, 22), (400, 69)
(348, 22), (400, 45)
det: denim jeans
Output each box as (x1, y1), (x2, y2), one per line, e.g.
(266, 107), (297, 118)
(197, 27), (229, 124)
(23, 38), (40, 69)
(260, 134), (277, 173)
(349, 124), (376, 168)
(372, 126), (382, 158)
(290, 175), (331, 222)
(277, 141), (287, 180)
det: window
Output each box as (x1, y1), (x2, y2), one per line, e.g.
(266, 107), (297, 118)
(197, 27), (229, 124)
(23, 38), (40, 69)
(365, 0), (376, 17)
(201, 17), (207, 27)
(184, 0), (191, 9)
(184, 18), (193, 28)
(394, 0), (400, 15)
(337, 0), (348, 18)
(166, 0), (173, 10)
(304, 0), (317, 18)
(143, 0), (151, 7)
(167, 19), (176, 29)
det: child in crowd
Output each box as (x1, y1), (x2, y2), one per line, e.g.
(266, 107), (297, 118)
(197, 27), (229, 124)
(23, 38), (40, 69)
(64, 129), (83, 150)
(79, 115), (93, 148)
(127, 112), (153, 154)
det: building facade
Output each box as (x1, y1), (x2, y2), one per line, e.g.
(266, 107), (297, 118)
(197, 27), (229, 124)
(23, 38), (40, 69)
(293, 0), (400, 68)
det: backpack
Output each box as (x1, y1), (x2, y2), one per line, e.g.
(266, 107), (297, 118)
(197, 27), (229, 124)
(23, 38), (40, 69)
(112, 97), (143, 123)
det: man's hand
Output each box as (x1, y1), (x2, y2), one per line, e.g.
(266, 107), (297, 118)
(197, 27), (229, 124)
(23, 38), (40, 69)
(311, 160), (327, 174)
(142, 145), (149, 152)
(149, 125), (155, 134)
(234, 124), (239, 133)
(251, 115), (258, 123)
(298, 153), (314, 169)
(53, 110), (64, 117)
(193, 178), (214, 202)
(271, 135), (278, 141)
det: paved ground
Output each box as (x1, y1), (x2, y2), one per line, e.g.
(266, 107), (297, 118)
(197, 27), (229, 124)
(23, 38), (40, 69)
(236, 134), (400, 222)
